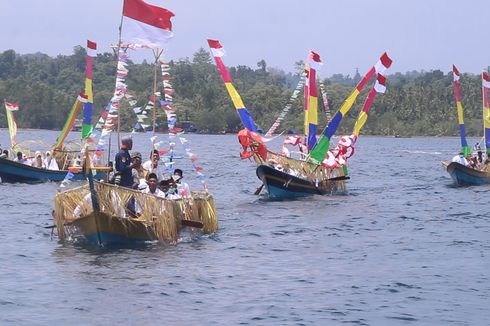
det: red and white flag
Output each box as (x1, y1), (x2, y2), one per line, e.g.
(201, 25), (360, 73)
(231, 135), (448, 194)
(452, 65), (461, 82)
(374, 52), (392, 74)
(122, 0), (174, 47)
(207, 39), (226, 57)
(87, 40), (97, 57)
(5, 101), (19, 111)
(482, 72), (490, 89)
(308, 51), (323, 70)
(374, 74), (387, 93)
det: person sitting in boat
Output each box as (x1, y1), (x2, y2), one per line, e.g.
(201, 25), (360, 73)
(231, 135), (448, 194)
(172, 168), (190, 197)
(467, 154), (480, 170)
(140, 173), (166, 198)
(31, 151), (46, 169)
(14, 151), (31, 165)
(0, 149), (8, 159)
(166, 179), (182, 200)
(143, 149), (165, 180)
(44, 151), (59, 170)
(114, 136), (134, 188)
(451, 152), (469, 166)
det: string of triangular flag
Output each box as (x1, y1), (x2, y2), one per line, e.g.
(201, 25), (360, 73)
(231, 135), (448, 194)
(264, 73), (305, 137)
(159, 60), (209, 192)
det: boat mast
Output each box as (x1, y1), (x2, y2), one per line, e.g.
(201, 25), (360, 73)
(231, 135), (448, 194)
(152, 48), (164, 134)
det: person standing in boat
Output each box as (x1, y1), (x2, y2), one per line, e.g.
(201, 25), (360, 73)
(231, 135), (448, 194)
(114, 136), (134, 188)
(143, 149), (165, 180)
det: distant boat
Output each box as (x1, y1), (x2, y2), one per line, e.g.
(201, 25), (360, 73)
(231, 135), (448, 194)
(443, 161), (490, 186)
(444, 66), (489, 186)
(0, 157), (104, 183)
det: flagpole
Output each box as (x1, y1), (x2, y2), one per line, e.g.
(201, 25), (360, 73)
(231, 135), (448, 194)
(115, 0), (125, 148)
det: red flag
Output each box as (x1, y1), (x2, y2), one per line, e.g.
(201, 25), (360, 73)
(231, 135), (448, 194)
(122, 0), (174, 47)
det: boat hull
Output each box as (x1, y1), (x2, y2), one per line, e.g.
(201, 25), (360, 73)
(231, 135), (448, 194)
(256, 164), (347, 199)
(445, 161), (490, 186)
(0, 157), (104, 183)
(72, 211), (158, 247)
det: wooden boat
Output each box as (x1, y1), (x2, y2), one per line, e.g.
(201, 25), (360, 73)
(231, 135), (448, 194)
(256, 164), (348, 199)
(0, 157), (105, 183)
(53, 181), (218, 247)
(443, 161), (490, 186)
(445, 67), (490, 186)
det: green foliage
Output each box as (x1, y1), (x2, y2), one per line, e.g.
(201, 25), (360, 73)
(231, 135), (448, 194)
(0, 47), (488, 136)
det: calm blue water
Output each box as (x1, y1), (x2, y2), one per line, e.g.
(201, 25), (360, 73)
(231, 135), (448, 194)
(0, 130), (489, 325)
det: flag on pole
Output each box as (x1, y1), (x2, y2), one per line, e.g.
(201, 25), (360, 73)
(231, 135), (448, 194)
(122, 0), (174, 47)
(451, 65), (470, 156)
(5, 102), (19, 111)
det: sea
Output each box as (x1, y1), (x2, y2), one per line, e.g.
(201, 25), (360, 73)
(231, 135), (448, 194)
(0, 130), (488, 325)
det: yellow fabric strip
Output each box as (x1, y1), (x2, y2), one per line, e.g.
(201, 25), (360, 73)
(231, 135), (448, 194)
(353, 111), (368, 136)
(456, 102), (464, 124)
(225, 83), (245, 109)
(339, 89), (360, 115)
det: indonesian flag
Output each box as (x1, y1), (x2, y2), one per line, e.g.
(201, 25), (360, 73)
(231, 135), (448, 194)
(374, 74), (387, 93)
(452, 65), (461, 82)
(122, 0), (174, 47)
(87, 40), (97, 57)
(207, 39), (226, 57)
(482, 72), (490, 89)
(374, 52), (393, 74)
(308, 51), (323, 70)
(5, 101), (19, 111)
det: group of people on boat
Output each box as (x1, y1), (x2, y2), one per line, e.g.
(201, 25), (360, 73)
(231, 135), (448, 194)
(112, 136), (190, 199)
(0, 147), (60, 170)
(451, 142), (487, 170)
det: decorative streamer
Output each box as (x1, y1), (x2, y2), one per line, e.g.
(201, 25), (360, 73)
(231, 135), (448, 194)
(305, 51), (323, 150)
(4, 101), (19, 148)
(318, 79), (332, 124)
(352, 74), (387, 138)
(82, 40), (96, 140)
(54, 94), (87, 151)
(207, 39), (258, 132)
(482, 71), (490, 154)
(452, 65), (471, 156)
(94, 49), (130, 158)
(265, 73), (305, 137)
(158, 59), (209, 191)
(309, 52), (393, 163)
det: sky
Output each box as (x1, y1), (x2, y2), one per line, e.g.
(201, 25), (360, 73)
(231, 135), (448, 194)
(1, 0), (489, 77)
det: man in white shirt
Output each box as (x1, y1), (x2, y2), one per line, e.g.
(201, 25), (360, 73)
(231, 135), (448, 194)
(141, 173), (166, 198)
(172, 168), (190, 197)
(142, 149), (165, 180)
(451, 152), (469, 166)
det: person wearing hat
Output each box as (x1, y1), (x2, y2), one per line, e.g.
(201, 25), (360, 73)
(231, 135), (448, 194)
(114, 136), (134, 188)
(130, 152), (148, 189)
(451, 151), (469, 166)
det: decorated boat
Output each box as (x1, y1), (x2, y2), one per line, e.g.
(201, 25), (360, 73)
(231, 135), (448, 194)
(208, 39), (391, 198)
(52, 0), (218, 246)
(0, 41), (108, 184)
(53, 177), (218, 247)
(443, 66), (490, 185)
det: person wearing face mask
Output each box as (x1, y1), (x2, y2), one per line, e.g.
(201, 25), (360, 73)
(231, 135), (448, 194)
(172, 168), (190, 197)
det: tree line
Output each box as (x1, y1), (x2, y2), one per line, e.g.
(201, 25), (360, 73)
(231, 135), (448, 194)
(0, 47), (487, 136)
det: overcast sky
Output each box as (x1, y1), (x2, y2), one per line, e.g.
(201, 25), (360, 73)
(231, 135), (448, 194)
(1, 0), (489, 76)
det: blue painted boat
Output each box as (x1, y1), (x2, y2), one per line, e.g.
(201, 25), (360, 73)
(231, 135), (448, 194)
(256, 164), (349, 199)
(0, 157), (105, 183)
(444, 161), (490, 186)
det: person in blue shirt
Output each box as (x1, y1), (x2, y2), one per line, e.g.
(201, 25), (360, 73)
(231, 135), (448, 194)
(114, 136), (134, 188)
